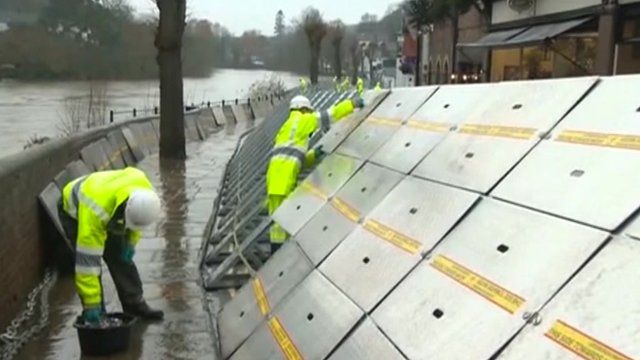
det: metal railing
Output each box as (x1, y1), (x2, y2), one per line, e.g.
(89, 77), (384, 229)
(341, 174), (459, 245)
(108, 93), (285, 123)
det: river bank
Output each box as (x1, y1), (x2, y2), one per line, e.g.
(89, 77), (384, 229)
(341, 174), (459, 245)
(0, 69), (298, 157)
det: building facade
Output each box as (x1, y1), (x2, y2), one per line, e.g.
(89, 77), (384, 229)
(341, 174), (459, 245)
(424, 0), (640, 84)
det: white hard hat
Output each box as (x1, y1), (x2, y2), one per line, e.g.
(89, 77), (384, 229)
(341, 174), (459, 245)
(290, 95), (313, 111)
(125, 189), (162, 231)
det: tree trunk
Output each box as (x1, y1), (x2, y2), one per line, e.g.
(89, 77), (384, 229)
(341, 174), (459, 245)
(155, 0), (186, 160)
(310, 43), (320, 84)
(369, 55), (374, 85)
(333, 43), (342, 78)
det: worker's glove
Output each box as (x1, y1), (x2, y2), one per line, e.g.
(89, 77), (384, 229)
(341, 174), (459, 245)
(121, 243), (135, 263)
(352, 97), (365, 109)
(83, 307), (104, 325)
(314, 145), (327, 161)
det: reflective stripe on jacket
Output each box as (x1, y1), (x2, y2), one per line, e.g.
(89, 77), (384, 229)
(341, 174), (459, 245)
(266, 99), (355, 196)
(62, 167), (153, 307)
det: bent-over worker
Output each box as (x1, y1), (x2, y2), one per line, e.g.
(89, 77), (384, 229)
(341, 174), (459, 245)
(59, 167), (164, 324)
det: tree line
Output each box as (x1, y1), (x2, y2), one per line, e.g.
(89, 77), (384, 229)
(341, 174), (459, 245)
(0, 0), (405, 82)
(0, 0), (220, 80)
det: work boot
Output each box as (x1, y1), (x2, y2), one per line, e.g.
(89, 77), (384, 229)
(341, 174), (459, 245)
(122, 301), (164, 320)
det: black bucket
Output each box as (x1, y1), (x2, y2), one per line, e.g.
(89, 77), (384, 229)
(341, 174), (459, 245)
(74, 313), (136, 356)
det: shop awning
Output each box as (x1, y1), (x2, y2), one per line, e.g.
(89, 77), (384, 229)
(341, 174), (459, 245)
(458, 27), (527, 48)
(503, 17), (592, 46)
(459, 17), (592, 48)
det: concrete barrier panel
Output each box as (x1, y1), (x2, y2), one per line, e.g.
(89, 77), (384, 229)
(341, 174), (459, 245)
(499, 237), (640, 360)
(336, 87), (437, 161)
(370, 83), (492, 174)
(320, 176), (478, 312)
(99, 137), (125, 169)
(315, 90), (389, 154)
(413, 77), (598, 193)
(223, 105), (236, 125)
(140, 121), (158, 153)
(54, 159), (91, 189)
(107, 130), (135, 166)
(121, 126), (146, 161)
(184, 114), (201, 141)
(372, 198), (608, 360)
(294, 163), (404, 266)
(218, 242), (313, 358)
(493, 75), (640, 230)
(232, 271), (363, 360)
(80, 140), (111, 171)
(213, 106), (229, 126)
(328, 318), (405, 360)
(37, 182), (71, 249)
(272, 154), (364, 236)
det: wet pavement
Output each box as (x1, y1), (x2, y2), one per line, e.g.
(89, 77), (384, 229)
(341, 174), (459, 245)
(15, 120), (253, 359)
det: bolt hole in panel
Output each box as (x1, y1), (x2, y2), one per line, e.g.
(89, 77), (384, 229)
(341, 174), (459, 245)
(370, 83), (497, 174)
(498, 237), (640, 360)
(336, 87), (437, 161)
(294, 163), (404, 266)
(413, 77), (598, 193)
(315, 90), (390, 153)
(372, 198), (608, 360)
(493, 75), (640, 230)
(230, 270), (363, 360)
(327, 317), (405, 360)
(218, 242), (314, 358)
(320, 176), (479, 312)
(272, 154), (364, 236)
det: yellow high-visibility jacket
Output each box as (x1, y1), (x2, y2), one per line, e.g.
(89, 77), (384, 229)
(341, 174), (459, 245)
(266, 99), (355, 196)
(62, 167), (153, 308)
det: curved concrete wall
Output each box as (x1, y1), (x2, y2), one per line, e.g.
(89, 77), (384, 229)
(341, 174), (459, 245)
(0, 97), (274, 330)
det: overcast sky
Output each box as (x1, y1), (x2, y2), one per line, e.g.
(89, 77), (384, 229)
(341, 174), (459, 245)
(128, 0), (400, 35)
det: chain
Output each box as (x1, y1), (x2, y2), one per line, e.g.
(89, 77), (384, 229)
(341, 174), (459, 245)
(0, 268), (57, 360)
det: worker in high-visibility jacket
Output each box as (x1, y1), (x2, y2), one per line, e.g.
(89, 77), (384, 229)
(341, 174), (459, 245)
(340, 77), (350, 93)
(59, 167), (164, 324)
(357, 77), (365, 95)
(266, 95), (364, 253)
(299, 77), (309, 93)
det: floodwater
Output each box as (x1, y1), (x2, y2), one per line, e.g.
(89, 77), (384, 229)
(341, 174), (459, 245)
(14, 113), (256, 359)
(0, 69), (297, 157)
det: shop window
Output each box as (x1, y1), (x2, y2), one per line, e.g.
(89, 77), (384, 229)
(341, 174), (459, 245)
(491, 37), (597, 82)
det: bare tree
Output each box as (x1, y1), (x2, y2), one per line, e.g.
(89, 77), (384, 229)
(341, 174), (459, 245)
(57, 82), (109, 136)
(155, 0), (186, 160)
(300, 7), (327, 85)
(328, 20), (345, 79)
